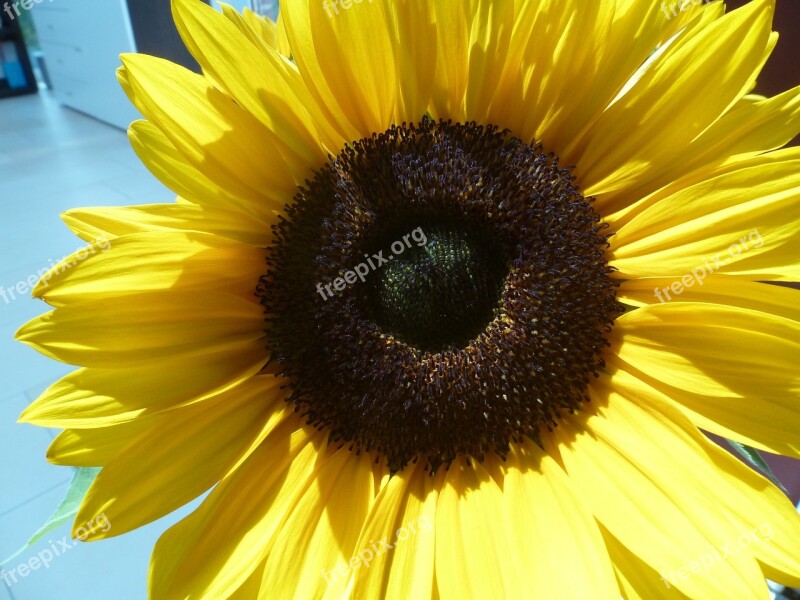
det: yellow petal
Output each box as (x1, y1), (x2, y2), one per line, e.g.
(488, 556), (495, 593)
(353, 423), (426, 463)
(19, 338), (266, 428)
(593, 376), (800, 590)
(558, 0), (717, 162)
(221, 5), (273, 50)
(219, 5), (292, 67)
(613, 302), (799, 404)
(504, 442), (620, 599)
(239, 7), (283, 52)
(602, 145), (800, 231)
(148, 418), (321, 600)
(610, 154), (800, 280)
(579, 0), (775, 198)
(601, 85), (800, 219)
(260, 449), (375, 599)
(74, 379), (284, 540)
(16, 291), (264, 368)
(62, 202), (270, 247)
(601, 525), (693, 599)
(172, 0), (338, 160)
(388, 0), (437, 122)
(488, 0), (614, 149)
(428, 0), (470, 120)
(610, 352), (800, 459)
(47, 418), (162, 467)
(280, 0), (399, 136)
(32, 231), (263, 307)
(464, 0), (515, 122)
(119, 54), (297, 220)
(547, 386), (770, 598)
(618, 276), (800, 320)
(127, 120), (274, 229)
(347, 462), (438, 600)
(613, 279), (800, 457)
(434, 458), (524, 599)
(229, 559), (267, 600)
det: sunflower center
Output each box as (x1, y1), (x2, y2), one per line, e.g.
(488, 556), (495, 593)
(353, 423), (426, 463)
(367, 223), (508, 352)
(260, 118), (622, 472)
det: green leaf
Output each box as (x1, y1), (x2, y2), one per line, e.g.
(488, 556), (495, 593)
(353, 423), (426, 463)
(1, 467), (99, 565)
(726, 439), (789, 496)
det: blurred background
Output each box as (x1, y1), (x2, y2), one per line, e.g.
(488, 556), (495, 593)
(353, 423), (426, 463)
(0, 1), (797, 599)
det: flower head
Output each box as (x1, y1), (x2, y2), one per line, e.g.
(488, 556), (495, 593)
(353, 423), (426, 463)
(16, 0), (800, 597)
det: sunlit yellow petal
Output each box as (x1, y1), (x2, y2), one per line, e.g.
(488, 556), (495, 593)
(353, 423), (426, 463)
(172, 0), (338, 159)
(547, 386), (770, 598)
(149, 417), (321, 600)
(347, 462), (438, 600)
(505, 442), (620, 598)
(32, 231), (264, 306)
(260, 449), (375, 599)
(281, 0), (399, 136)
(610, 154), (800, 280)
(62, 203), (269, 247)
(434, 459), (525, 599)
(119, 54), (299, 218)
(613, 303), (799, 404)
(19, 339), (266, 428)
(74, 377), (283, 540)
(580, 0), (775, 198)
(127, 120), (274, 229)
(16, 292), (264, 367)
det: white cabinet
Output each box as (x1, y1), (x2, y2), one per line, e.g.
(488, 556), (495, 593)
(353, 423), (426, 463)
(31, 0), (140, 130)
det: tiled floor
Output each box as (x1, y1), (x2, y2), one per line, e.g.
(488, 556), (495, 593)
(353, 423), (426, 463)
(0, 92), (190, 600)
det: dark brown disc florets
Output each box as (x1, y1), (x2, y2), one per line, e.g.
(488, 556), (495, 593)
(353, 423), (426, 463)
(259, 118), (622, 472)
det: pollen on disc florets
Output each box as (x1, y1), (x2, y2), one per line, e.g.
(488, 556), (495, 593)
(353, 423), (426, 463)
(259, 118), (622, 472)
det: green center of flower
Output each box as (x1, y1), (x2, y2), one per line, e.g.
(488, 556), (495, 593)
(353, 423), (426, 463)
(367, 224), (507, 352)
(260, 118), (622, 472)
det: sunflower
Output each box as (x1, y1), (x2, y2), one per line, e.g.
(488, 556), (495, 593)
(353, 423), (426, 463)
(15, 0), (800, 597)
